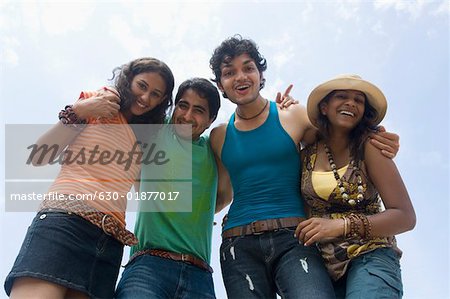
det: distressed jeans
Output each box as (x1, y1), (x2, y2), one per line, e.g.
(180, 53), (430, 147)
(115, 255), (215, 299)
(220, 227), (335, 299)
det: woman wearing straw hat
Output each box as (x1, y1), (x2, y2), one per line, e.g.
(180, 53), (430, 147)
(294, 74), (416, 298)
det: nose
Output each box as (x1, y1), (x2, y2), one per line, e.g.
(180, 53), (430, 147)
(345, 98), (357, 107)
(235, 69), (247, 81)
(183, 108), (194, 122)
(140, 92), (150, 104)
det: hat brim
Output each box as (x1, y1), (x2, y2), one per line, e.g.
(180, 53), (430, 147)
(307, 77), (387, 128)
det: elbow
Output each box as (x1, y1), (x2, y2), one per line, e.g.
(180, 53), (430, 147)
(406, 212), (417, 231)
(400, 209), (416, 232)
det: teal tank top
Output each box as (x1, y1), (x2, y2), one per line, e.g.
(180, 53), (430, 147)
(221, 101), (305, 231)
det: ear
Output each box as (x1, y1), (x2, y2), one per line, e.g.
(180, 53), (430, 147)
(205, 116), (215, 129)
(217, 82), (224, 93)
(319, 102), (328, 115)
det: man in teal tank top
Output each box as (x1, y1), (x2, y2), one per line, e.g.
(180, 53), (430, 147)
(209, 36), (399, 299)
(209, 35), (336, 299)
(115, 78), (221, 299)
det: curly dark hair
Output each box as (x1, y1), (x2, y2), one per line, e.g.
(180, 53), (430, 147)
(111, 57), (174, 124)
(316, 90), (379, 161)
(209, 35), (267, 98)
(175, 78), (221, 121)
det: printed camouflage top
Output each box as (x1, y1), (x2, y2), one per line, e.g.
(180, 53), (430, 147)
(301, 142), (400, 281)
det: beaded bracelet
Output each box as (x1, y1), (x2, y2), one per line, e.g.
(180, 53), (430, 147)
(347, 213), (361, 239)
(358, 214), (372, 240)
(58, 105), (87, 129)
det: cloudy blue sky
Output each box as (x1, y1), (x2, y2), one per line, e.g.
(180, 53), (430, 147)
(1, 0), (449, 298)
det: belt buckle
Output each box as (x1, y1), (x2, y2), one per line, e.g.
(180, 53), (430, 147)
(181, 253), (188, 262)
(250, 221), (265, 235)
(250, 221), (258, 234)
(101, 214), (112, 236)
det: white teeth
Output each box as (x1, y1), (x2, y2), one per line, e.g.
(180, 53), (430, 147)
(236, 85), (249, 90)
(340, 111), (354, 117)
(137, 101), (148, 109)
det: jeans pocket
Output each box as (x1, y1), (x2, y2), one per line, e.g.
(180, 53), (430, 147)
(366, 267), (403, 297)
(220, 235), (244, 252)
(220, 235), (245, 263)
(364, 250), (403, 297)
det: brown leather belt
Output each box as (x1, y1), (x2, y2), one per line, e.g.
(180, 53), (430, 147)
(40, 198), (138, 246)
(222, 217), (305, 239)
(130, 249), (213, 273)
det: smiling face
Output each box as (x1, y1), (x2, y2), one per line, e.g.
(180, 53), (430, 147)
(217, 53), (262, 105)
(129, 72), (167, 116)
(320, 89), (366, 131)
(171, 88), (214, 141)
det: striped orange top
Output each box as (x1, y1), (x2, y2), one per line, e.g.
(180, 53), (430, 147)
(47, 90), (140, 227)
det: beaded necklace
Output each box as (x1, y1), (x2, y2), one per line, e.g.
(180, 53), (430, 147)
(323, 143), (364, 206)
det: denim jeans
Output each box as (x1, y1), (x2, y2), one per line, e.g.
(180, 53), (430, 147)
(115, 255), (215, 299)
(220, 227), (335, 299)
(333, 247), (403, 299)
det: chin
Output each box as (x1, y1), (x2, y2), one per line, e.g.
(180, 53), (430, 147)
(174, 128), (192, 140)
(132, 107), (151, 116)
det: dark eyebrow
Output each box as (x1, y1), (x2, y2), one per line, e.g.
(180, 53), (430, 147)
(221, 62), (233, 68)
(138, 80), (149, 87)
(221, 58), (256, 68)
(193, 104), (207, 112)
(153, 88), (163, 95)
(242, 59), (256, 65)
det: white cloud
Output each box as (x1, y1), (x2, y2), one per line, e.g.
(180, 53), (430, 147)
(262, 32), (295, 70)
(371, 20), (387, 36)
(0, 36), (20, 67)
(20, 1), (40, 37)
(431, 0), (450, 16)
(40, 2), (96, 35)
(107, 16), (150, 58)
(1, 47), (19, 67)
(335, 0), (361, 21)
(374, 0), (430, 19)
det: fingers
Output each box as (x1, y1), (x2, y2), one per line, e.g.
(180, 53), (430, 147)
(369, 132), (400, 159)
(297, 221), (320, 246)
(299, 223), (315, 245)
(97, 87), (121, 104)
(275, 92), (282, 103)
(294, 219), (312, 242)
(294, 220), (308, 238)
(369, 138), (396, 158)
(103, 86), (120, 98)
(278, 84), (297, 109)
(304, 230), (321, 246)
(283, 84), (293, 98)
(276, 84), (294, 104)
(280, 97), (299, 109)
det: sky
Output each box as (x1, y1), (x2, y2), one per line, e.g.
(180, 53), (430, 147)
(1, 0), (449, 298)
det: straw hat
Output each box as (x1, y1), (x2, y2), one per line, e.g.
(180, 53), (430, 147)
(307, 74), (387, 128)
